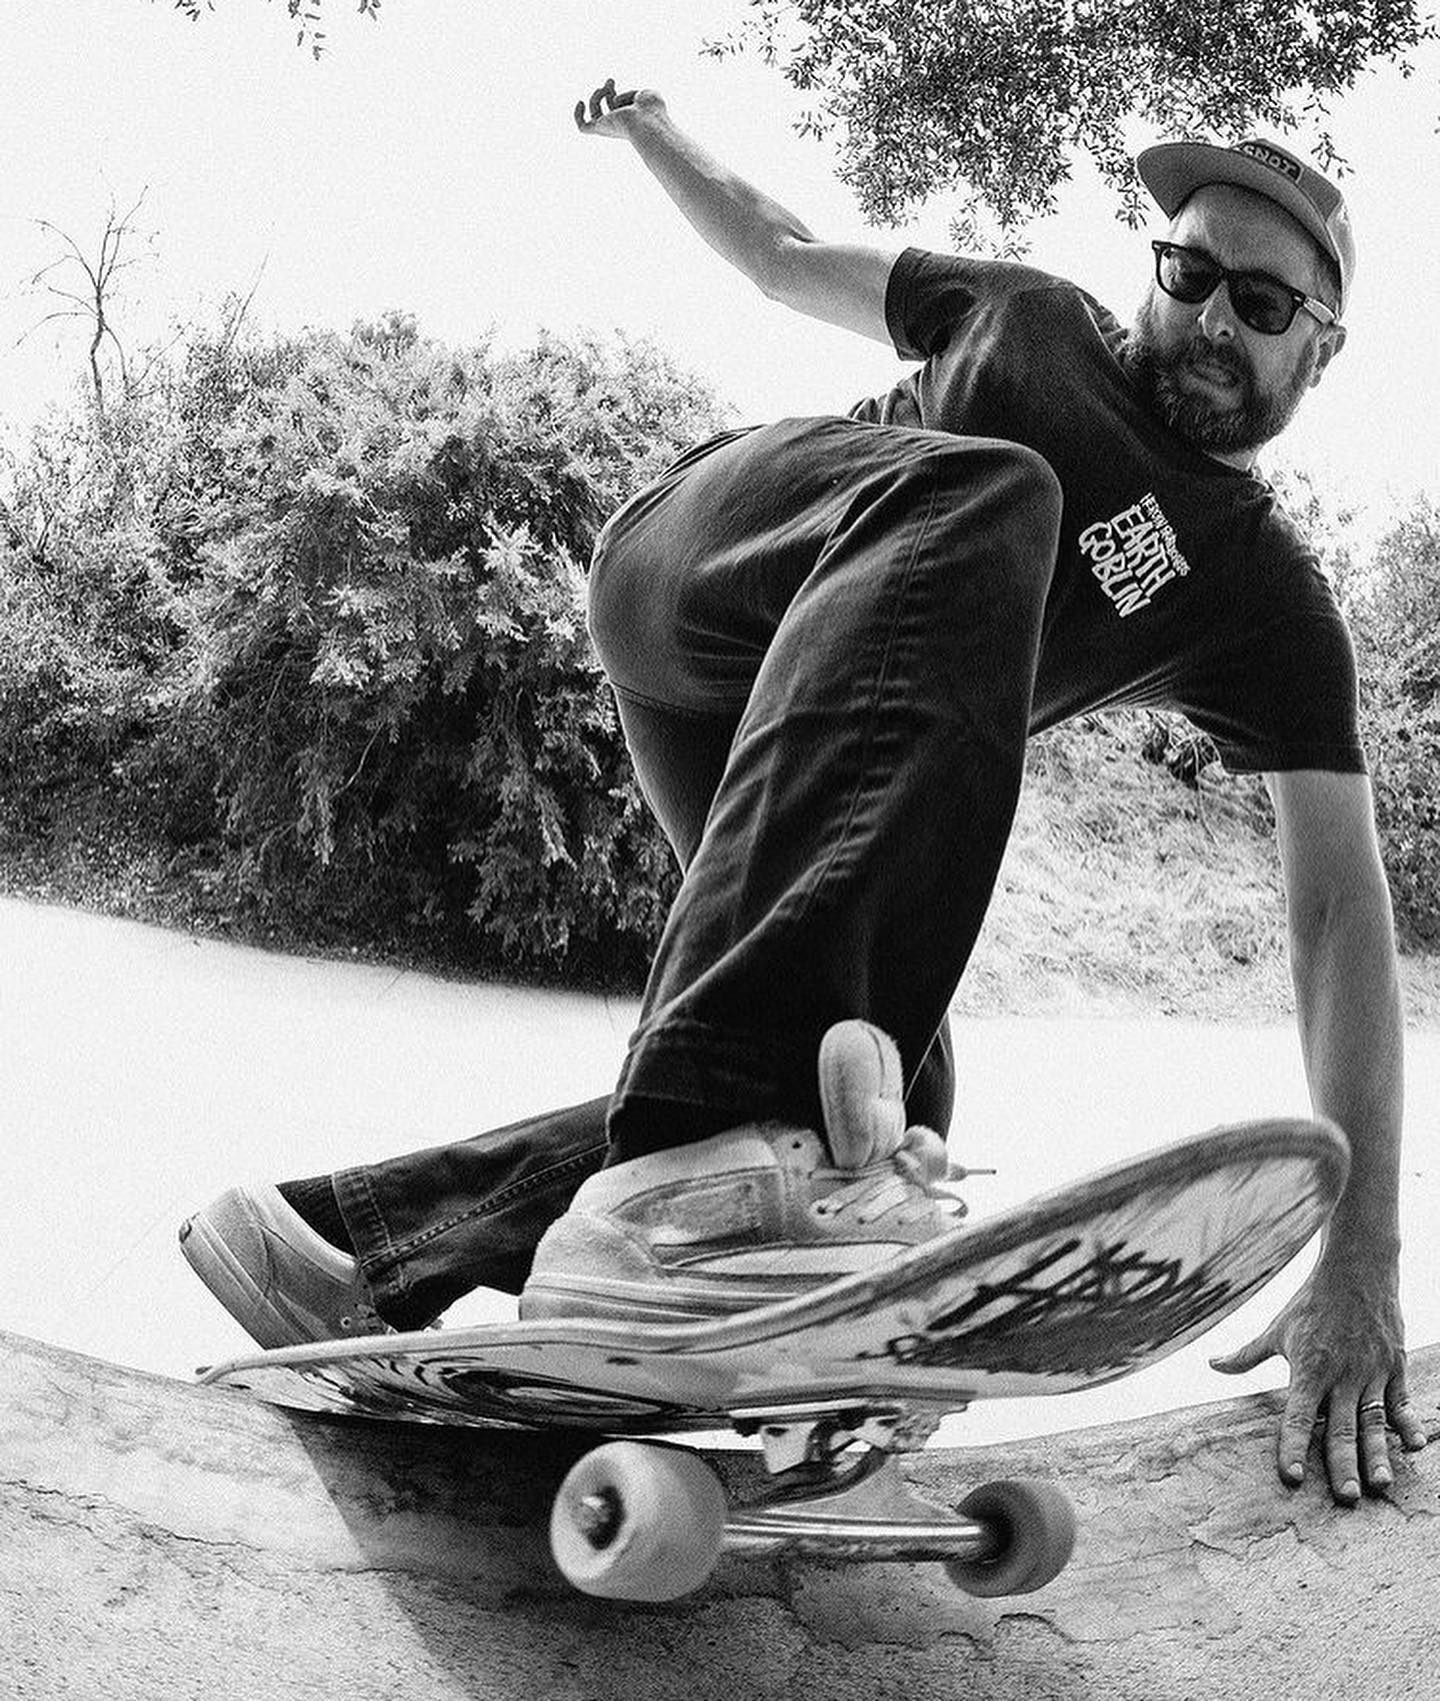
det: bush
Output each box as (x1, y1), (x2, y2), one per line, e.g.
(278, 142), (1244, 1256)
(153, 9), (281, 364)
(1341, 499), (1440, 944)
(0, 310), (732, 977)
(159, 313), (730, 973)
(0, 386), (181, 809)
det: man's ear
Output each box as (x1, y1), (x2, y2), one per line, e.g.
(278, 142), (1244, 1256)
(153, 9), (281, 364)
(1309, 322), (1346, 389)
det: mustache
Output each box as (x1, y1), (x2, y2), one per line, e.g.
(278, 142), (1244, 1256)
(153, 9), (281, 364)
(1179, 334), (1252, 385)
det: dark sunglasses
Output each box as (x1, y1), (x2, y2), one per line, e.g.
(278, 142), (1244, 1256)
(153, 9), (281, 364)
(1151, 241), (1339, 335)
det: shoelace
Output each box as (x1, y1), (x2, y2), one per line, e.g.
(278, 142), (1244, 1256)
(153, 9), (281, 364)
(814, 1125), (973, 1228)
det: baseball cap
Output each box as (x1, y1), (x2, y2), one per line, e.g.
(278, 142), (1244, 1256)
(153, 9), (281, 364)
(1136, 137), (1354, 316)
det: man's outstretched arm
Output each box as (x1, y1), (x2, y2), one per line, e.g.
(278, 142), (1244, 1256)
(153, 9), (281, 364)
(574, 77), (898, 345)
(1212, 769), (1428, 1497)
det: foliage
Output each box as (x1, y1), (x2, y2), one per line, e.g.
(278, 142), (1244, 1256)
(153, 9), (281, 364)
(1138, 712), (1219, 790)
(1341, 498), (1440, 943)
(0, 373), (184, 811)
(0, 310), (730, 977)
(0, 552), (148, 812)
(151, 2), (1435, 240)
(704, 1), (1437, 248)
(162, 0), (381, 57)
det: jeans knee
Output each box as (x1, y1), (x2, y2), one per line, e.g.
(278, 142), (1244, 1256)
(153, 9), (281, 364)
(934, 440), (1062, 544)
(991, 445), (1063, 599)
(586, 538), (647, 684)
(987, 441), (1064, 529)
(917, 439), (1062, 604)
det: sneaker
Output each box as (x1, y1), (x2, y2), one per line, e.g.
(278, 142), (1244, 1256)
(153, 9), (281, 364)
(180, 1183), (405, 1349)
(518, 1019), (970, 1324)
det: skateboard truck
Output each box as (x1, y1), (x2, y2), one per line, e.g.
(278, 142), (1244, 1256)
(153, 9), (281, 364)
(736, 1398), (948, 1468)
(549, 1400), (1076, 1603)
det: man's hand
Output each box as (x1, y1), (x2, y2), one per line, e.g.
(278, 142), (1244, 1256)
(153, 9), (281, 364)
(1249, 769), (1427, 1503)
(574, 77), (665, 138)
(1211, 1259), (1427, 1502)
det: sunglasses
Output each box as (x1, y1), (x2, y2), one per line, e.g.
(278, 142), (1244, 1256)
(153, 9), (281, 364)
(1151, 241), (1339, 335)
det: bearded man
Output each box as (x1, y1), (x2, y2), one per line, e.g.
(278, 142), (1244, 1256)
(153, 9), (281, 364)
(183, 81), (1425, 1507)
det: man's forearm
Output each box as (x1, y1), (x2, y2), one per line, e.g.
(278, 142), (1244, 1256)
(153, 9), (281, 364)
(1290, 898), (1405, 1259)
(620, 106), (816, 296)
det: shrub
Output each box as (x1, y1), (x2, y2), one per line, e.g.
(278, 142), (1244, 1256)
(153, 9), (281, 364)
(0, 387), (181, 809)
(156, 314), (730, 973)
(1341, 499), (1440, 944)
(0, 309), (732, 977)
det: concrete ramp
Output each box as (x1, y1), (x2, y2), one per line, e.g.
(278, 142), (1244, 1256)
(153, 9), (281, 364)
(2, 1328), (1436, 1701)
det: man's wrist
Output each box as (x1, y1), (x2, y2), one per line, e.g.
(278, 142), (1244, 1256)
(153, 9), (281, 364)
(625, 103), (676, 153)
(1317, 1218), (1402, 1279)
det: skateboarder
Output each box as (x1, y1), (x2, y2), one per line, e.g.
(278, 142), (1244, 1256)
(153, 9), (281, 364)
(182, 80), (1426, 1505)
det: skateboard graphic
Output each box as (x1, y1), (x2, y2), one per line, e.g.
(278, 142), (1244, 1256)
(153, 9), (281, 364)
(202, 1118), (1348, 1602)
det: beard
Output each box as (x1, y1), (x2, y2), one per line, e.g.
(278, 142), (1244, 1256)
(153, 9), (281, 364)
(1122, 290), (1317, 457)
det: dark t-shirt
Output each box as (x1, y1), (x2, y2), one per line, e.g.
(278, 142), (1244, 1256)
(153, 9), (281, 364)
(848, 250), (1365, 774)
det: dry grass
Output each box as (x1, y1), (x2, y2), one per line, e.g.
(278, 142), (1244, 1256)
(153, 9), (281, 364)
(956, 720), (1440, 1027)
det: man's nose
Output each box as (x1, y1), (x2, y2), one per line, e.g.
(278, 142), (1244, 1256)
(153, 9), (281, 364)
(1196, 282), (1239, 342)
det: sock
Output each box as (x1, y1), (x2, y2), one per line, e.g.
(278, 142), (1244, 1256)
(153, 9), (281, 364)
(278, 1175), (354, 1255)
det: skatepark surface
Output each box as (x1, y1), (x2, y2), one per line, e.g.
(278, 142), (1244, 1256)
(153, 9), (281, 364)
(2, 895), (1437, 1695)
(3, 1326), (1436, 1701)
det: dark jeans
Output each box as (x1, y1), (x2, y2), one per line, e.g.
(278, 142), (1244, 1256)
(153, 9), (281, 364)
(334, 416), (1063, 1328)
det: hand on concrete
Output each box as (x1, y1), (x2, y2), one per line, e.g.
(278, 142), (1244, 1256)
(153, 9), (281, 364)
(573, 78), (665, 139)
(1210, 1264), (1428, 1504)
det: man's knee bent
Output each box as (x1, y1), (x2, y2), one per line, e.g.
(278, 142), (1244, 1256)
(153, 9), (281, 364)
(920, 439), (1063, 603)
(985, 440), (1064, 524)
(586, 534), (660, 694)
(933, 438), (1063, 533)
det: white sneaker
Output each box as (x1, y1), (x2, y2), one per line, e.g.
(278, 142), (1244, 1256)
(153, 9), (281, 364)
(518, 1020), (969, 1324)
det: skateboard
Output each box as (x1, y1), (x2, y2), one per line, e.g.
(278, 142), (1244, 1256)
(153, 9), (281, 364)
(201, 1117), (1348, 1602)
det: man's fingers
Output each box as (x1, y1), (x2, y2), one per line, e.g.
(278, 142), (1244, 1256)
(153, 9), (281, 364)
(1387, 1365), (1430, 1454)
(574, 79), (615, 130)
(1275, 1359), (1425, 1499)
(577, 79), (639, 134)
(1277, 1381), (1321, 1486)
(1357, 1380), (1393, 1490)
(1322, 1383), (1364, 1503)
(590, 78), (615, 121)
(1209, 1332), (1274, 1376)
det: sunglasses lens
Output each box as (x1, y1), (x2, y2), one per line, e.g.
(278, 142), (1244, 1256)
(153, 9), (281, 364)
(1230, 276), (1295, 335)
(1157, 247), (1219, 303)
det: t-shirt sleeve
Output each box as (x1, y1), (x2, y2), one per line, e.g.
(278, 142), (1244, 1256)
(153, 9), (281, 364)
(1183, 560), (1368, 775)
(886, 249), (1063, 362)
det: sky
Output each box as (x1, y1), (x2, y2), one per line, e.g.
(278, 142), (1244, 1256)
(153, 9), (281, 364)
(1, 0), (1437, 528)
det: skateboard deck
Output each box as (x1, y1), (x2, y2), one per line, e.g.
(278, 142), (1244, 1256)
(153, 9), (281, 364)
(203, 1118), (1346, 1429)
(202, 1118), (1347, 1601)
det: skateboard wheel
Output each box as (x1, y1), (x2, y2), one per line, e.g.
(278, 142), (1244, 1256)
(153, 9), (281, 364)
(943, 1478), (1076, 1597)
(550, 1441), (727, 1601)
